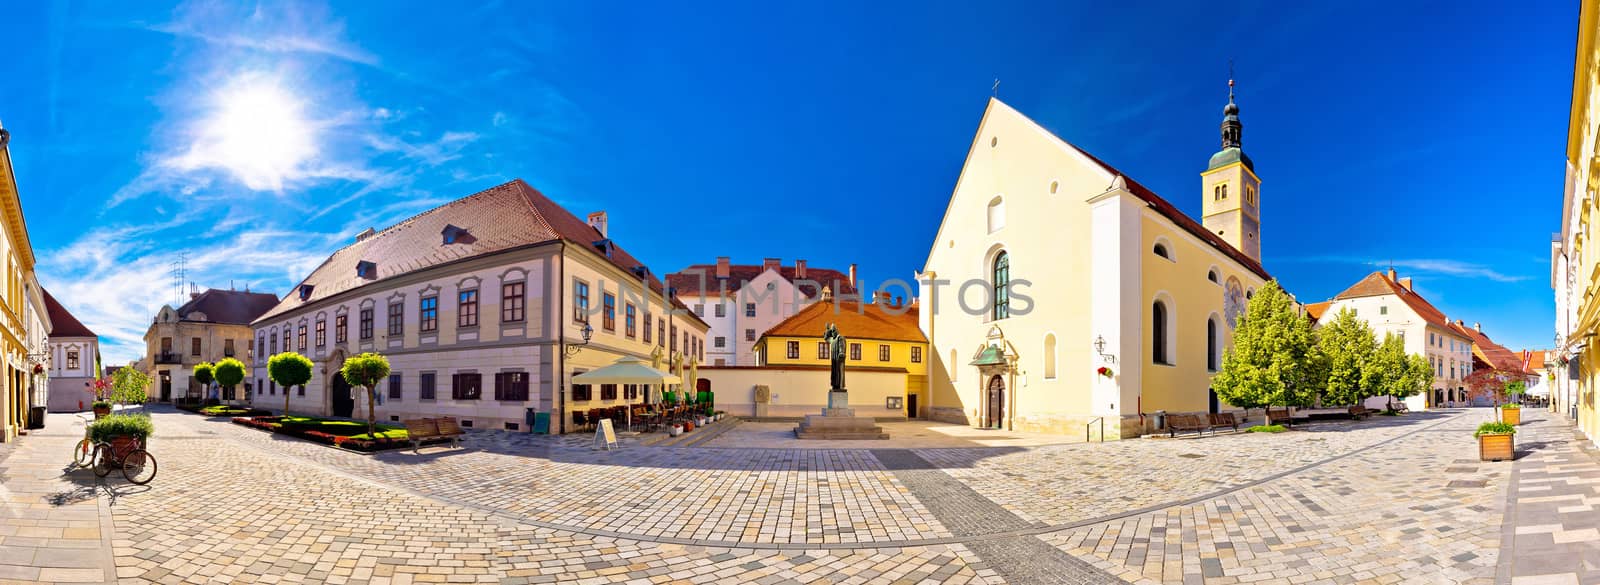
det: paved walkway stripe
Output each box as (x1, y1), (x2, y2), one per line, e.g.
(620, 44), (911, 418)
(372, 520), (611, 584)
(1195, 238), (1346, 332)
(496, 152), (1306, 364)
(871, 449), (1124, 584)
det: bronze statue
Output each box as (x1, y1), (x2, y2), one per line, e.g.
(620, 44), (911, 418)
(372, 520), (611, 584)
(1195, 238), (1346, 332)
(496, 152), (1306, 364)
(825, 323), (846, 390)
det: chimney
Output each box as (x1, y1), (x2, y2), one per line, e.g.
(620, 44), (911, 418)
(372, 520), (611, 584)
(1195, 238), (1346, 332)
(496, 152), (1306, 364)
(715, 256), (731, 279)
(1386, 267), (1397, 281)
(1474, 322), (1482, 333)
(821, 285), (833, 302)
(795, 259), (807, 279)
(1399, 277), (1413, 291)
(355, 227), (376, 242)
(763, 257), (781, 272)
(874, 291), (892, 304)
(848, 263), (857, 290)
(587, 211), (608, 238)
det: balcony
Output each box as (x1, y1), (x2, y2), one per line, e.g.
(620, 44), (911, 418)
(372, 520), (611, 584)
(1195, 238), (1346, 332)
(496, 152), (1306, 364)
(153, 351), (182, 365)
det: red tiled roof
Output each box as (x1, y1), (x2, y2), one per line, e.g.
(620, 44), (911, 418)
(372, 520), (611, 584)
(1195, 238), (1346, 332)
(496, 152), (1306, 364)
(1055, 137), (1271, 280)
(1304, 301), (1332, 322)
(1454, 323), (1529, 373)
(761, 300), (926, 344)
(42, 288), (95, 337)
(256, 179), (706, 328)
(1331, 272), (1461, 334)
(666, 264), (857, 298)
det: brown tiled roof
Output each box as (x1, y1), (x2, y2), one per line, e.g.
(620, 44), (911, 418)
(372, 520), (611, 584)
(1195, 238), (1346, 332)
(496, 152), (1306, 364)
(1331, 272), (1462, 334)
(1304, 301), (1331, 322)
(761, 300), (926, 343)
(666, 264), (857, 298)
(42, 288), (95, 337)
(256, 179), (706, 327)
(1454, 323), (1528, 373)
(1523, 349), (1547, 370)
(176, 289), (280, 325)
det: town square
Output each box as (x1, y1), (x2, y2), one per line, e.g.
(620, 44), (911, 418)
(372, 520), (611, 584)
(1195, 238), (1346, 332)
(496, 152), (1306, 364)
(2, 2), (1599, 584)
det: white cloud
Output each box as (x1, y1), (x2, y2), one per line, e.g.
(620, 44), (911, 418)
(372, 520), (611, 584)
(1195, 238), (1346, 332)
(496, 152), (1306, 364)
(1277, 255), (1530, 283)
(149, 0), (378, 66)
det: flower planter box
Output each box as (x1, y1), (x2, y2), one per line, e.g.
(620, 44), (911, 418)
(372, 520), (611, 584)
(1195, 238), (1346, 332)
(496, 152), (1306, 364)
(92, 406), (111, 419)
(1501, 408), (1521, 425)
(1479, 433), (1514, 461)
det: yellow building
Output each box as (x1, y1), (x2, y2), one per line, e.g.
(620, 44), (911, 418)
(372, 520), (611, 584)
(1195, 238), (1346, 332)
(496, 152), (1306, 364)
(920, 88), (1270, 440)
(754, 296), (928, 416)
(1558, 0), (1600, 448)
(0, 122), (47, 443)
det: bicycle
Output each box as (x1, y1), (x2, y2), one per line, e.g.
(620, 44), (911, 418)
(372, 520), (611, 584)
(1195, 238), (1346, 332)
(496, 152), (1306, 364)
(71, 414), (95, 468)
(88, 435), (158, 485)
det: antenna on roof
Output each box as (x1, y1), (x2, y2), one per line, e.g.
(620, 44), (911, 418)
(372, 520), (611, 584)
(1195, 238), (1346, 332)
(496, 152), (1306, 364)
(169, 252), (188, 306)
(992, 78), (1000, 98)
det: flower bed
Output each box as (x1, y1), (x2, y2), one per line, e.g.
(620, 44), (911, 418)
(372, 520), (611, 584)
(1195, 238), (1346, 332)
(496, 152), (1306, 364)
(198, 405), (272, 417)
(231, 415), (430, 452)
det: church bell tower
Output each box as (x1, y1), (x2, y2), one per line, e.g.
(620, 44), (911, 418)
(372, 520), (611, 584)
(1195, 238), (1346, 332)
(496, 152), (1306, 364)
(1201, 77), (1261, 261)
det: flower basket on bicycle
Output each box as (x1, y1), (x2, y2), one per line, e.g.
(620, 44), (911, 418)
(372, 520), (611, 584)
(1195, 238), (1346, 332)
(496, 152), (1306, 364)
(83, 414), (158, 485)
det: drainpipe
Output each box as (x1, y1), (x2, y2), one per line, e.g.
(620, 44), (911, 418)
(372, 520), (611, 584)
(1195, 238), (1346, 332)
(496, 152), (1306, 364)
(556, 241), (567, 435)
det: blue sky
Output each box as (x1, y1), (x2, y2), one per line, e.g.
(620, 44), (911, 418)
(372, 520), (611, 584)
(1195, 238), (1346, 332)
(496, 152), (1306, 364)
(0, 1), (1575, 364)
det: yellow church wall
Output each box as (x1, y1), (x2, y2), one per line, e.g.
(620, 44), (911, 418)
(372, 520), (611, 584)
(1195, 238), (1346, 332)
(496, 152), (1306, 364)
(1138, 212), (1265, 417)
(919, 99), (1113, 435)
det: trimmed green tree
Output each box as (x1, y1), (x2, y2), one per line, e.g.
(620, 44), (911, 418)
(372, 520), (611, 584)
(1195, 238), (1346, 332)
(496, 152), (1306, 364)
(214, 358), (247, 402)
(267, 352), (314, 416)
(340, 352), (392, 439)
(1212, 280), (1320, 423)
(110, 367), (151, 409)
(1316, 307), (1378, 406)
(193, 362), (215, 403)
(1505, 380), (1527, 405)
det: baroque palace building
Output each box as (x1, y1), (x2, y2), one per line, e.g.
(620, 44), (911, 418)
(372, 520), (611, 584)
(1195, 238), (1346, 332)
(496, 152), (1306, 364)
(0, 120), (50, 443)
(44, 288), (99, 413)
(140, 287), (278, 403)
(920, 85), (1269, 439)
(250, 179), (708, 434)
(1556, 0), (1600, 449)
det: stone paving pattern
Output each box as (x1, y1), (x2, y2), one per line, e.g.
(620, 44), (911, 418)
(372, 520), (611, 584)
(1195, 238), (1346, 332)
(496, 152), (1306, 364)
(7, 405), (1600, 583)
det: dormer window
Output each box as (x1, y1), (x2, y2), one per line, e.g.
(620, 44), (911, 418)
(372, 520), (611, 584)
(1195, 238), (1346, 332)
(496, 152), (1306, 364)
(441, 224), (469, 245)
(356, 261), (377, 279)
(632, 266), (649, 278)
(593, 239), (614, 258)
(298, 284), (315, 301)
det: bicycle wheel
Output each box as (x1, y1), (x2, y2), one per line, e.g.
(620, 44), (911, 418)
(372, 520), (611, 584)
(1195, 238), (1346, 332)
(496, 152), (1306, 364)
(91, 444), (114, 478)
(72, 438), (93, 467)
(121, 449), (157, 485)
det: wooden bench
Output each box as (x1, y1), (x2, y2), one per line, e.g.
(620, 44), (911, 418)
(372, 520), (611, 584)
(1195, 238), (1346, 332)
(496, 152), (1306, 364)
(1167, 414), (1210, 437)
(403, 417), (465, 454)
(1208, 413), (1240, 432)
(1391, 402), (1409, 414)
(1266, 409), (1294, 424)
(1348, 405), (1374, 420)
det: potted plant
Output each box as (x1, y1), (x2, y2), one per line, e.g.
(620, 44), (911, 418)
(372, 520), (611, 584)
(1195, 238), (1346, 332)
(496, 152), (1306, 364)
(91, 400), (113, 419)
(1475, 421), (1516, 461)
(684, 420), (695, 432)
(88, 413), (154, 459)
(1500, 403), (1522, 425)
(670, 424), (683, 436)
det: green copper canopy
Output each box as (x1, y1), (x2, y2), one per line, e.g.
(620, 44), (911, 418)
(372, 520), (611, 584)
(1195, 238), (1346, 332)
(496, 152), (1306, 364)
(1207, 147), (1254, 172)
(969, 345), (1008, 366)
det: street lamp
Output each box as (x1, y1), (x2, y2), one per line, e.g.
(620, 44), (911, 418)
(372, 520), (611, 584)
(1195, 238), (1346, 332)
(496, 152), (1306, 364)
(565, 323), (594, 357)
(1093, 335), (1116, 363)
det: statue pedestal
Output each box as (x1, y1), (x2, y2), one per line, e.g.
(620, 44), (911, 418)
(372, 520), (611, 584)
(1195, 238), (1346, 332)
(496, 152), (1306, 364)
(795, 389), (888, 440)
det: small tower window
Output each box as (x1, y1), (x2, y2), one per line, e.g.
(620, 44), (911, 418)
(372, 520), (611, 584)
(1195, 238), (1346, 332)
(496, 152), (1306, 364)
(1208, 269), (1219, 284)
(1221, 184), (1228, 199)
(1153, 242), (1171, 260)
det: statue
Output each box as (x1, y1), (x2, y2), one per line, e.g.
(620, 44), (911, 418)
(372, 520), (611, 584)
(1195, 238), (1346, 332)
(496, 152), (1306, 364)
(825, 323), (846, 390)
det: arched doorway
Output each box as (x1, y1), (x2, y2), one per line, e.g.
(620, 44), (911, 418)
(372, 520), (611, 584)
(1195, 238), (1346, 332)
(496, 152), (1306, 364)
(331, 372), (354, 418)
(986, 375), (1005, 428)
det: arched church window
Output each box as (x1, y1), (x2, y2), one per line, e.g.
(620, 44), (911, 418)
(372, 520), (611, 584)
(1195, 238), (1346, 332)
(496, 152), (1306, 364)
(1043, 334), (1057, 379)
(1153, 243), (1171, 260)
(1152, 301), (1171, 365)
(1207, 317), (1219, 372)
(992, 251), (1010, 320)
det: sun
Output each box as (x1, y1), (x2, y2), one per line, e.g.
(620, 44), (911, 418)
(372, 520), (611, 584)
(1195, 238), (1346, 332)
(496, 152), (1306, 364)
(174, 75), (316, 191)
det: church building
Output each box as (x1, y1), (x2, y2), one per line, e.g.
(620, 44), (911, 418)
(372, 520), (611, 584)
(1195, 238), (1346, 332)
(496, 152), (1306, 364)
(919, 82), (1269, 439)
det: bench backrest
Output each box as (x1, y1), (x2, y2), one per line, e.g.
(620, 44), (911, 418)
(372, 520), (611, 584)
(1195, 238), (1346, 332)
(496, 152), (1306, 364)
(1209, 413), (1235, 426)
(1169, 414), (1203, 429)
(405, 418), (440, 438)
(436, 416), (464, 435)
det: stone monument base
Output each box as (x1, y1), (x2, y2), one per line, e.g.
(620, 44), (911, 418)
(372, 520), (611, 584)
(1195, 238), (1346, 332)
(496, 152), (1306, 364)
(795, 390), (888, 440)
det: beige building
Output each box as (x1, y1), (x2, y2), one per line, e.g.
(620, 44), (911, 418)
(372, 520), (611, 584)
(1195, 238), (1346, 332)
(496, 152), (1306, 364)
(1557, 0), (1600, 448)
(44, 288), (98, 412)
(142, 288), (277, 403)
(920, 90), (1270, 440)
(1305, 269), (1474, 410)
(667, 258), (857, 367)
(0, 120), (50, 443)
(250, 179), (708, 434)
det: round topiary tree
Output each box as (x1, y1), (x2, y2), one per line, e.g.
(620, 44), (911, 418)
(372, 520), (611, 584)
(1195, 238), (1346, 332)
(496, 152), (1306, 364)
(341, 352), (391, 439)
(267, 352), (314, 416)
(193, 362), (216, 404)
(214, 358), (247, 403)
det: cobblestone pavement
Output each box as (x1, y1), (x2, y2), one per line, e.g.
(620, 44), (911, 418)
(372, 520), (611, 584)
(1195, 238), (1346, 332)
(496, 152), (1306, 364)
(7, 405), (1567, 583)
(0, 414), (117, 585)
(1042, 409), (1507, 584)
(1499, 409), (1600, 585)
